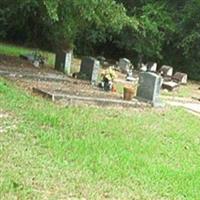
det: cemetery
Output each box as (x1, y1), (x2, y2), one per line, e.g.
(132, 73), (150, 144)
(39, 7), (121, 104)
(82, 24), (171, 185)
(0, 51), (199, 112)
(1, 48), (200, 199)
(1, 1), (200, 199)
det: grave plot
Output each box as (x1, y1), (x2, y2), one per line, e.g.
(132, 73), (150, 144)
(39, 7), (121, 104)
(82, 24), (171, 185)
(1, 54), (198, 108)
(0, 55), (148, 108)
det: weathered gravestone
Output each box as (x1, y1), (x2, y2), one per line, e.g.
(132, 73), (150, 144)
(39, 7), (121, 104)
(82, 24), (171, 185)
(119, 58), (131, 73)
(173, 72), (188, 85)
(147, 62), (157, 72)
(140, 63), (147, 72)
(137, 72), (163, 107)
(80, 57), (100, 84)
(160, 65), (173, 77)
(162, 81), (179, 91)
(55, 50), (73, 75)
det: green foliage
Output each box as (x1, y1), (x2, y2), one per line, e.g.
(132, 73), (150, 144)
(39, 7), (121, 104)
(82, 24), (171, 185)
(178, 0), (200, 57)
(0, 0), (133, 50)
(1, 0), (200, 79)
(136, 3), (175, 58)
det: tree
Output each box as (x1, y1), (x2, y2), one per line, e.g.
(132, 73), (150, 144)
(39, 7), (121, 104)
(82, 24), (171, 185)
(0, 0), (133, 51)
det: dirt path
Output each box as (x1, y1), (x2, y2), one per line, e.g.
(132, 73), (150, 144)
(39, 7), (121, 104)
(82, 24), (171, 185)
(165, 99), (200, 116)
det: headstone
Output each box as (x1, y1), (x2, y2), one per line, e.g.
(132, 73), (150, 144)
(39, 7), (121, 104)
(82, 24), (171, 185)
(119, 58), (131, 73)
(137, 72), (163, 107)
(140, 63), (147, 72)
(147, 62), (157, 72)
(162, 81), (179, 91)
(55, 50), (73, 75)
(173, 72), (188, 85)
(160, 65), (173, 77)
(96, 56), (106, 65)
(80, 57), (100, 84)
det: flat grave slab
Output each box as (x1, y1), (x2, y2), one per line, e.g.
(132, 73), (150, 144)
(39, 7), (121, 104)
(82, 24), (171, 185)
(32, 87), (150, 108)
(162, 81), (179, 91)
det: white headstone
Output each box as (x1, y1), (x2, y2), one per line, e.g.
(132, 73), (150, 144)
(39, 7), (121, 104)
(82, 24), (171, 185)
(119, 58), (131, 73)
(140, 63), (147, 72)
(160, 65), (173, 77)
(147, 62), (157, 72)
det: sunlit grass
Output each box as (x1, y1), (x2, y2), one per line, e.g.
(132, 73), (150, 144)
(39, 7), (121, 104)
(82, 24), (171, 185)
(0, 78), (200, 199)
(0, 42), (55, 66)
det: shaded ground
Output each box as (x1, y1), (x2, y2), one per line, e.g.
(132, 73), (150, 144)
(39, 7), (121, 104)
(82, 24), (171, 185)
(1, 54), (200, 112)
(0, 54), (136, 103)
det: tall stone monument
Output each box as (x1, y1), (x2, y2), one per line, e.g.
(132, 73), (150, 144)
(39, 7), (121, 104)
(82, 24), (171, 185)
(137, 72), (163, 107)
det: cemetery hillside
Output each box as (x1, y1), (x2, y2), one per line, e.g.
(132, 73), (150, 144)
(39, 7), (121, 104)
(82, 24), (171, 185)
(1, 78), (200, 199)
(1, 1), (200, 200)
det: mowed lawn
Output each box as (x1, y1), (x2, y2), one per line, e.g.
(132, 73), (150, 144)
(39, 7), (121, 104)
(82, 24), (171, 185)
(0, 42), (55, 66)
(0, 79), (200, 200)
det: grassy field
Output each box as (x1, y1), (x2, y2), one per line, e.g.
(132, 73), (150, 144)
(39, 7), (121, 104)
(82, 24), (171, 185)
(0, 42), (55, 66)
(0, 78), (200, 199)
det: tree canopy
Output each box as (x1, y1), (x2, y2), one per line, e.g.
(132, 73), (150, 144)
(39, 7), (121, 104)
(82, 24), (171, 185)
(0, 0), (200, 79)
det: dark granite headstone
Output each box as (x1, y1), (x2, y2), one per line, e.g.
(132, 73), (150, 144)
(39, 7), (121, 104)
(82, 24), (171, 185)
(137, 72), (163, 107)
(80, 57), (100, 83)
(55, 50), (72, 74)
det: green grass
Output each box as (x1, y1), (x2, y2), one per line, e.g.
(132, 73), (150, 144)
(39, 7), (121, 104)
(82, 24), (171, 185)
(1, 78), (200, 199)
(0, 42), (55, 66)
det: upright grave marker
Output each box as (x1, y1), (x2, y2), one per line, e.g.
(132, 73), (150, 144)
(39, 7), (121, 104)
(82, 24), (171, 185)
(118, 58), (131, 73)
(137, 72), (163, 107)
(55, 50), (73, 75)
(80, 57), (100, 84)
(147, 62), (157, 72)
(160, 65), (173, 77)
(173, 72), (188, 85)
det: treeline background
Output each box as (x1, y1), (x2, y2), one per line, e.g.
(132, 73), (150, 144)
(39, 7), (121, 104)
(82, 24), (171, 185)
(0, 0), (200, 79)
